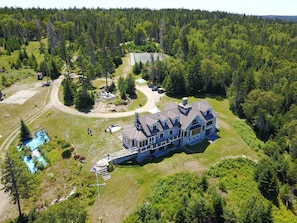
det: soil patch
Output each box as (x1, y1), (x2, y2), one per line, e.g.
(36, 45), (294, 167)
(2, 89), (39, 105)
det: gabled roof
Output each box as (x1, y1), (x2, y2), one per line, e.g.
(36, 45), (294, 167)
(122, 99), (216, 141)
(122, 124), (147, 141)
(180, 108), (206, 130)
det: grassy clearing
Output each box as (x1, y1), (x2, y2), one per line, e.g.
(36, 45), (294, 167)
(0, 77), (51, 144)
(127, 89), (146, 110)
(0, 39), (47, 70)
(1, 52), (263, 222)
(114, 53), (132, 79)
(6, 94), (259, 223)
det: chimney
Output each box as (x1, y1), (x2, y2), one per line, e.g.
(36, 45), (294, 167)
(134, 111), (139, 126)
(182, 97), (188, 106)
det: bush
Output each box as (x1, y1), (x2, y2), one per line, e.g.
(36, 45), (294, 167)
(62, 149), (71, 159)
(57, 138), (71, 149)
(233, 120), (264, 152)
(74, 155), (80, 160)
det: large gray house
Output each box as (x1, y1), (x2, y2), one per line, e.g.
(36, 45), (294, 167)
(121, 97), (217, 162)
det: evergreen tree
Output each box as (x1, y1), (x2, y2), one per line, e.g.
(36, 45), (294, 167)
(180, 29), (189, 61)
(63, 77), (76, 106)
(20, 119), (32, 143)
(125, 73), (136, 96)
(133, 62), (141, 75)
(163, 59), (186, 96)
(74, 89), (94, 109)
(1, 152), (39, 221)
(240, 196), (273, 223)
(255, 158), (279, 200)
(213, 193), (225, 223)
(187, 54), (203, 95)
(118, 76), (127, 100)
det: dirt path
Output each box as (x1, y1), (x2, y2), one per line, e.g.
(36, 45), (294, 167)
(0, 53), (162, 221)
(49, 53), (162, 118)
(0, 87), (51, 222)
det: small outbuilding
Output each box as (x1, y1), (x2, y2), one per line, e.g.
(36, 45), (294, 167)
(37, 72), (43, 80)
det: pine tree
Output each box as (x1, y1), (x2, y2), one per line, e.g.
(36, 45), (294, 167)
(20, 119), (32, 143)
(126, 73), (136, 96)
(63, 77), (76, 106)
(118, 76), (127, 100)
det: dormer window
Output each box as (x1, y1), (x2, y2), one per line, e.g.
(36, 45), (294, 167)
(192, 119), (197, 125)
(174, 117), (180, 124)
(136, 123), (141, 129)
(162, 120), (168, 127)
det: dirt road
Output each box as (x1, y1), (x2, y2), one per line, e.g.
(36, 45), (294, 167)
(0, 53), (162, 221)
(49, 53), (162, 117)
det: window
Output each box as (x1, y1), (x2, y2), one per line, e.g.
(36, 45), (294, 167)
(153, 125), (157, 130)
(169, 130), (173, 135)
(149, 136), (155, 144)
(192, 119), (197, 125)
(191, 127), (201, 135)
(207, 120), (213, 126)
(160, 133), (164, 138)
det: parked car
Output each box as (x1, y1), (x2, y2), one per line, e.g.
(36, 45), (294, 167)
(158, 88), (165, 94)
(152, 85), (158, 91)
(42, 81), (51, 87)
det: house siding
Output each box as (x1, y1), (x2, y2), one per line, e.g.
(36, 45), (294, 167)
(121, 98), (217, 162)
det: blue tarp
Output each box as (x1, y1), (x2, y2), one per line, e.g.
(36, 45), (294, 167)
(23, 156), (37, 174)
(24, 130), (50, 151)
(20, 130), (49, 173)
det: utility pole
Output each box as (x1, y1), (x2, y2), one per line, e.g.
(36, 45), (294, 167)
(89, 169), (106, 222)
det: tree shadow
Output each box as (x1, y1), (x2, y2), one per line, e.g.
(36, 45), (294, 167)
(76, 105), (93, 113)
(129, 93), (138, 99)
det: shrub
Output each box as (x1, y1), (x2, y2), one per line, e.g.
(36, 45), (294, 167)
(62, 149), (71, 159)
(74, 155), (80, 160)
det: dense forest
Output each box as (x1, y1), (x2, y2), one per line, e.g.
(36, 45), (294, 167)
(1, 7), (297, 222)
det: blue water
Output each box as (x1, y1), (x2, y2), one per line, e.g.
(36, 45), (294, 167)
(21, 130), (49, 173)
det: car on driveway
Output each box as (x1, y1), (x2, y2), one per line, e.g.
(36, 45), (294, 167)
(152, 86), (158, 91)
(42, 81), (51, 87)
(158, 88), (165, 94)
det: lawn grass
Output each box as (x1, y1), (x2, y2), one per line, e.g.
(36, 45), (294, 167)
(0, 77), (51, 145)
(127, 89), (146, 110)
(1, 52), (263, 222)
(2, 92), (261, 222)
(113, 53), (132, 79)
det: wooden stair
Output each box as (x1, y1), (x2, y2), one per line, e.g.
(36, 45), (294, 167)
(97, 166), (111, 181)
